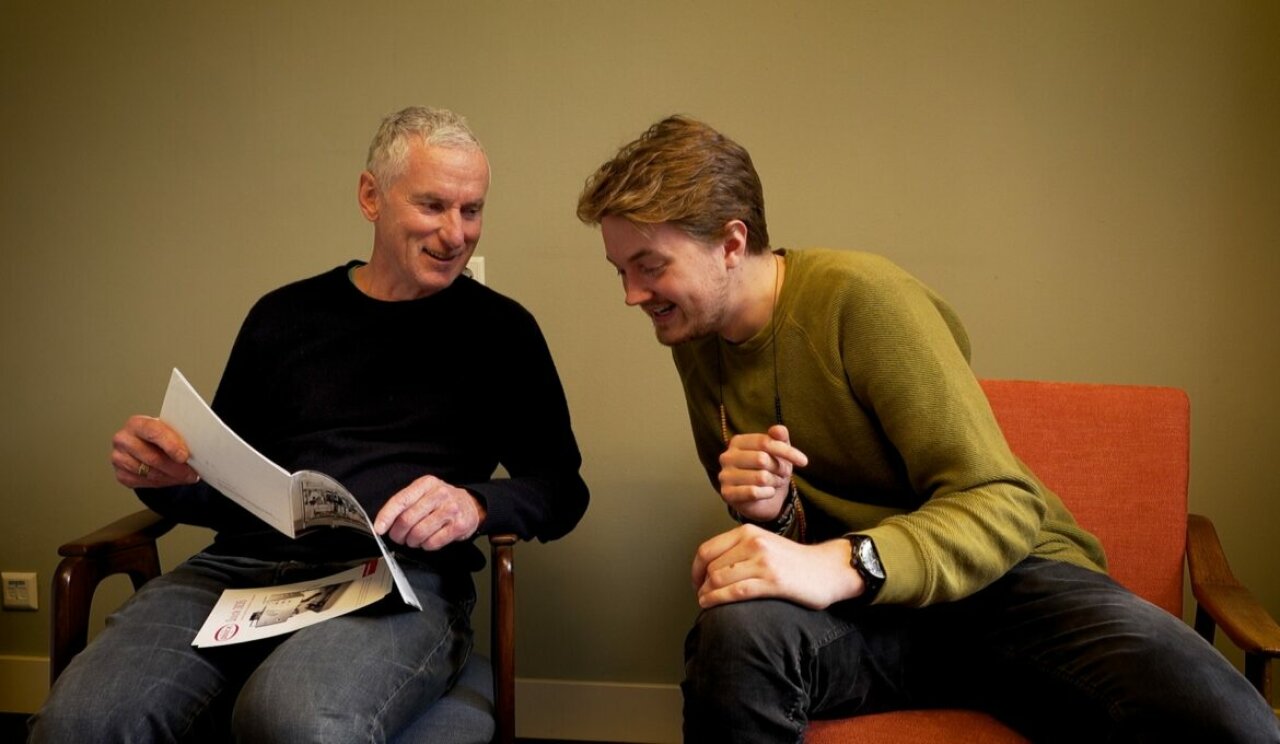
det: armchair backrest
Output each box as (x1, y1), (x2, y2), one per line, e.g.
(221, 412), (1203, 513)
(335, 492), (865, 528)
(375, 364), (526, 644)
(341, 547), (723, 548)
(979, 379), (1190, 615)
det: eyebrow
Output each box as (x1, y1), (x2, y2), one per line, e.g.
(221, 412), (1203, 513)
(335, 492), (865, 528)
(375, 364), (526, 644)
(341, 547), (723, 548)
(606, 247), (658, 269)
(415, 192), (486, 209)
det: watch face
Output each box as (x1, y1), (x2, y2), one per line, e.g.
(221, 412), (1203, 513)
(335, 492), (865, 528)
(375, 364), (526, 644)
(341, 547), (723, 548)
(856, 537), (885, 579)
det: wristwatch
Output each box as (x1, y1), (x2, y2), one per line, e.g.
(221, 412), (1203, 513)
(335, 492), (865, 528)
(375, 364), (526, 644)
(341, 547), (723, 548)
(844, 534), (886, 602)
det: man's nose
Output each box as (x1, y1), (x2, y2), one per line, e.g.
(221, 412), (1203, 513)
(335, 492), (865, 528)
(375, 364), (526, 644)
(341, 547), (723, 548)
(622, 275), (651, 306)
(440, 210), (466, 248)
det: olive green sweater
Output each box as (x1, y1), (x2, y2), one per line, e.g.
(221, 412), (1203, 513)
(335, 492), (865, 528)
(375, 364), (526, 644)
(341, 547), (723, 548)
(672, 248), (1106, 607)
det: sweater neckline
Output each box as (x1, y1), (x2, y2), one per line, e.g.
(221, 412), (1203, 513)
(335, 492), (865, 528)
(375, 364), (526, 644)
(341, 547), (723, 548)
(336, 260), (468, 310)
(724, 248), (797, 356)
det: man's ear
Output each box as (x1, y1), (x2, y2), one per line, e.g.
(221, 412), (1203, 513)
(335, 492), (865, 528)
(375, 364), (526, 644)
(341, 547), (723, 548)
(357, 171), (380, 222)
(720, 220), (750, 268)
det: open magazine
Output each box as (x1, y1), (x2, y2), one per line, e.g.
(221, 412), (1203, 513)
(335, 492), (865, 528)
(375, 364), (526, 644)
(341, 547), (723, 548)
(157, 368), (422, 648)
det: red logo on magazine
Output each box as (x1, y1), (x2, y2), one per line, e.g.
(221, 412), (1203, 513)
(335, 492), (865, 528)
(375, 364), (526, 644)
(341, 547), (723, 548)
(214, 624), (240, 642)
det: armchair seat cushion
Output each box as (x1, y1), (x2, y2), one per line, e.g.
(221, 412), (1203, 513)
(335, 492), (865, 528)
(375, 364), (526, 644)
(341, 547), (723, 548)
(807, 709), (1028, 743)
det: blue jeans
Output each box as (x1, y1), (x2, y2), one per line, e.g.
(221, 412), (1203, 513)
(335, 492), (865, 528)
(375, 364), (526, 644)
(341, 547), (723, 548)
(29, 550), (475, 744)
(683, 557), (1279, 743)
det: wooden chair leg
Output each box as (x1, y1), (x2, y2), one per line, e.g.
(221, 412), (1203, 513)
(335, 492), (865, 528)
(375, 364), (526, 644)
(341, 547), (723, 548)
(1194, 604), (1217, 644)
(490, 534), (516, 744)
(1245, 653), (1272, 704)
(51, 555), (98, 684)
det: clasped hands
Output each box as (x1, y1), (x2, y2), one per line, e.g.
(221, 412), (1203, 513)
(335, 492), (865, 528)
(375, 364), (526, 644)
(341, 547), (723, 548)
(693, 424), (863, 610)
(111, 415), (484, 550)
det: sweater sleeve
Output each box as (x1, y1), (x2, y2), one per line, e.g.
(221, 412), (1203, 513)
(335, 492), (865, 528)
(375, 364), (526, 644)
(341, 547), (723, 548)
(462, 310), (589, 542)
(843, 267), (1047, 606)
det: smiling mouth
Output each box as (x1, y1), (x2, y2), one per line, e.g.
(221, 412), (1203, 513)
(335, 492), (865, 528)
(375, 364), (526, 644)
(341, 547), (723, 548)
(645, 302), (677, 322)
(421, 247), (457, 262)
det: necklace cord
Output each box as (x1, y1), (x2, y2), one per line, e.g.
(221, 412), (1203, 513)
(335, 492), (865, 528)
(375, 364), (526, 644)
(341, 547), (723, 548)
(717, 253), (806, 539)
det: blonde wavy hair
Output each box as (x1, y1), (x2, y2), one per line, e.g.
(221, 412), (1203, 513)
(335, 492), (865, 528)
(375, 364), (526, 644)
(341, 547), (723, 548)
(577, 116), (770, 254)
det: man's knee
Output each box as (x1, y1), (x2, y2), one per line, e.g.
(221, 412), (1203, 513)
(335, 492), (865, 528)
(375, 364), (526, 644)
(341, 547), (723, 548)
(686, 599), (802, 662)
(682, 600), (822, 740)
(683, 598), (815, 702)
(1120, 642), (1280, 743)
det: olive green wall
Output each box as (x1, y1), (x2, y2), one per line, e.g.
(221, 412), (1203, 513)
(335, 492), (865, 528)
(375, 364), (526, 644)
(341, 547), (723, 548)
(2, 0), (1277, 703)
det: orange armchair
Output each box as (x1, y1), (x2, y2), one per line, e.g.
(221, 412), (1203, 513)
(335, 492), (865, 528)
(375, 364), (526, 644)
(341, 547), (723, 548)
(806, 379), (1280, 743)
(50, 512), (518, 744)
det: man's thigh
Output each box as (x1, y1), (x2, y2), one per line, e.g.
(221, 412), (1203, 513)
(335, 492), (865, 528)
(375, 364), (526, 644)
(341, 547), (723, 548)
(232, 559), (476, 743)
(684, 597), (926, 728)
(933, 557), (1278, 742)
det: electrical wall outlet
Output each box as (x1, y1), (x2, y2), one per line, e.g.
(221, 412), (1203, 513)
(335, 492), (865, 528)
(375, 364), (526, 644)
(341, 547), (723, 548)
(2, 571), (38, 611)
(465, 256), (486, 285)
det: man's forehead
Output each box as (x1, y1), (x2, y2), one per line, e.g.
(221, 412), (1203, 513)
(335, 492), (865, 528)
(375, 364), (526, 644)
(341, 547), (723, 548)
(403, 147), (488, 197)
(603, 221), (653, 260)
(604, 218), (683, 258)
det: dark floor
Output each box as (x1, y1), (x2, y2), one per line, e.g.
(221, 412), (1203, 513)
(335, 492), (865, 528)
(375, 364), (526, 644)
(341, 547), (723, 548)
(0, 714), (623, 744)
(1, 712), (25, 741)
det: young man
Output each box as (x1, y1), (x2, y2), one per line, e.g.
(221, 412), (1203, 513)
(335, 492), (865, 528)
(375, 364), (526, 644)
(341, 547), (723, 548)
(31, 107), (589, 742)
(577, 115), (1277, 743)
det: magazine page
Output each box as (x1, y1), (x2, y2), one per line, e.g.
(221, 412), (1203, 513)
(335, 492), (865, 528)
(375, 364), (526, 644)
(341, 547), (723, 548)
(159, 368), (296, 537)
(192, 559), (392, 647)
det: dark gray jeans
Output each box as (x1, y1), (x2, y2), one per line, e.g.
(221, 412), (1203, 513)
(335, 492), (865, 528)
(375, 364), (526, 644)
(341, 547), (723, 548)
(29, 550), (475, 744)
(683, 557), (1279, 743)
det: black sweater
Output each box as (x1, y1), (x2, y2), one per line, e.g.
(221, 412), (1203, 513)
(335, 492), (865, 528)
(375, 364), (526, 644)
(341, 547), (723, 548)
(139, 262), (589, 570)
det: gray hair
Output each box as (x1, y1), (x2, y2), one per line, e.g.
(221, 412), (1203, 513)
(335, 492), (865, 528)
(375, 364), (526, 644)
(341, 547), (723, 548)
(365, 106), (484, 186)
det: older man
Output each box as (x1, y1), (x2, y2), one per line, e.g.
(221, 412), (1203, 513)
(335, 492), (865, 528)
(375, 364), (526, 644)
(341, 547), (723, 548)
(31, 107), (588, 742)
(577, 115), (1277, 743)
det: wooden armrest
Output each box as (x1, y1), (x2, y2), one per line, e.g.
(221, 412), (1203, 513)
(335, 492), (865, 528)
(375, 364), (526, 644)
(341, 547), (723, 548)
(51, 508), (176, 684)
(58, 508), (176, 558)
(489, 533), (516, 744)
(1187, 513), (1280, 700)
(1187, 513), (1280, 654)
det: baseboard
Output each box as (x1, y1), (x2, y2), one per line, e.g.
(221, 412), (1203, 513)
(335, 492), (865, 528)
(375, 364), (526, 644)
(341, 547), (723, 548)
(0, 656), (48, 714)
(1, 657), (681, 742)
(516, 677), (681, 743)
